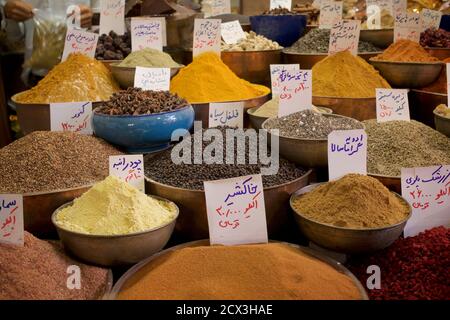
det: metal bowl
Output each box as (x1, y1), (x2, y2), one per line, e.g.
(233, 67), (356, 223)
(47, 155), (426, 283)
(108, 239), (368, 300)
(434, 109), (450, 137)
(290, 183), (412, 254)
(425, 47), (450, 61)
(282, 51), (382, 69)
(368, 173), (401, 193)
(368, 60), (444, 88)
(312, 96), (376, 121)
(409, 89), (447, 128)
(100, 59), (122, 71)
(145, 170), (312, 240)
(359, 28), (393, 48)
(52, 195), (179, 267)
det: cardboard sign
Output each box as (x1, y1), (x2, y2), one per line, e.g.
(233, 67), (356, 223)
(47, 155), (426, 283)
(319, 0), (343, 29)
(420, 9), (442, 32)
(328, 129), (367, 181)
(131, 18), (163, 51)
(50, 102), (93, 134)
(402, 165), (450, 237)
(0, 194), (24, 246)
(329, 20), (361, 56)
(62, 29), (99, 61)
(134, 67), (170, 91)
(211, 0), (231, 16)
(447, 64), (450, 108)
(204, 174), (268, 246)
(393, 0), (407, 16)
(209, 102), (244, 128)
(270, 64), (300, 96)
(99, 0), (125, 35)
(376, 89), (410, 122)
(394, 12), (421, 42)
(193, 19), (221, 57)
(270, 0), (292, 10)
(109, 155), (144, 192)
(221, 20), (246, 45)
(278, 69), (312, 117)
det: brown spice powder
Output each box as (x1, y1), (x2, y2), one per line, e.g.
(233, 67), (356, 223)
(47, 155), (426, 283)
(372, 39), (439, 62)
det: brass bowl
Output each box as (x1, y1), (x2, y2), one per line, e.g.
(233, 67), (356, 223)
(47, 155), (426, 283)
(425, 47), (450, 61)
(290, 183), (412, 254)
(409, 89), (447, 128)
(434, 109), (450, 138)
(100, 59), (122, 71)
(368, 173), (401, 194)
(312, 96), (376, 121)
(359, 28), (393, 48)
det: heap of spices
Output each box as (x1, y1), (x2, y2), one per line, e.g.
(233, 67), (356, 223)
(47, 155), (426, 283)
(221, 31), (282, 51)
(262, 7), (298, 15)
(263, 110), (363, 139)
(0, 131), (122, 194)
(0, 232), (109, 300)
(421, 57), (450, 93)
(96, 31), (131, 60)
(14, 54), (119, 103)
(170, 52), (270, 103)
(117, 243), (362, 300)
(348, 227), (450, 300)
(313, 51), (390, 98)
(118, 48), (180, 68)
(95, 88), (189, 115)
(420, 28), (450, 48)
(371, 39), (440, 62)
(435, 104), (450, 118)
(293, 3), (319, 25)
(252, 96), (330, 118)
(292, 174), (410, 228)
(364, 119), (450, 177)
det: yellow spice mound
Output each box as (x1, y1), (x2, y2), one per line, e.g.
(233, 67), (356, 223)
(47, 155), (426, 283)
(312, 51), (390, 98)
(372, 39), (439, 62)
(170, 52), (270, 103)
(14, 53), (119, 103)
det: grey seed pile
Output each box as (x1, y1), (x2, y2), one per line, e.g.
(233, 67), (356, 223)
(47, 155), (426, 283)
(264, 110), (363, 139)
(364, 119), (450, 177)
(0, 131), (122, 193)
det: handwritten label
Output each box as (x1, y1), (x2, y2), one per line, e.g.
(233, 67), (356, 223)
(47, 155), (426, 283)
(134, 67), (170, 91)
(50, 102), (93, 134)
(221, 20), (246, 45)
(204, 174), (268, 245)
(62, 29), (99, 61)
(131, 18), (163, 52)
(328, 20), (361, 56)
(193, 19), (221, 57)
(328, 129), (367, 181)
(0, 194), (23, 246)
(278, 69), (312, 117)
(270, 0), (292, 10)
(319, 0), (343, 29)
(393, 0), (407, 16)
(99, 0), (125, 35)
(209, 102), (244, 128)
(394, 13), (421, 43)
(402, 165), (450, 237)
(210, 0), (231, 16)
(447, 64), (450, 107)
(421, 9), (442, 32)
(376, 89), (410, 122)
(109, 155), (144, 192)
(270, 64), (300, 96)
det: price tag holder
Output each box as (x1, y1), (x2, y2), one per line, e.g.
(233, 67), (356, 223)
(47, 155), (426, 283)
(221, 20), (246, 45)
(204, 174), (268, 246)
(50, 102), (93, 134)
(0, 194), (24, 246)
(376, 89), (410, 122)
(131, 17), (163, 51)
(109, 155), (145, 192)
(270, 64), (300, 96)
(270, 0), (292, 10)
(99, 0), (125, 35)
(62, 29), (99, 61)
(420, 9), (442, 31)
(211, 0), (231, 16)
(328, 20), (361, 56)
(393, 0), (407, 16)
(209, 102), (244, 128)
(134, 67), (170, 91)
(193, 19), (221, 58)
(394, 12), (421, 42)
(328, 129), (367, 181)
(319, 0), (343, 29)
(401, 165), (450, 237)
(278, 69), (312, 117)
(447, 64), (450, 107)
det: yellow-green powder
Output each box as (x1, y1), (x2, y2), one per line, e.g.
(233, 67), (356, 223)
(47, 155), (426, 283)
(118, 48), (180, 68)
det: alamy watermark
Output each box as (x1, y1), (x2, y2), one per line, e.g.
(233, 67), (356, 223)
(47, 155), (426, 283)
(66, 265), (81, 290)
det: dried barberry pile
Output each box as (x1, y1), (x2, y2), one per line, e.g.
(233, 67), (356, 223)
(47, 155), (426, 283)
(420, 28), (450, 48)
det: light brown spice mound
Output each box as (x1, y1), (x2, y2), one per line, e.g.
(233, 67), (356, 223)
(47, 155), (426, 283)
(372, 39), (439, 62)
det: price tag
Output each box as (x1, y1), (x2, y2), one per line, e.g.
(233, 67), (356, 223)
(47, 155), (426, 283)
(134, 67), (170, 91)
(394, 13), (421, 42)
(401, 165), (450, 237)
(366, 4), (381, 30)
(209, 102), (244, 128)
(221, 20), (246, 45)
(393, 0), (407, 16)
(328, 129), (367, 181)
(447, 64), (450, 107)
(62, 29), (99, 61)
(270, 0), (292, 10)
(278, 69), (312, 117)
(109, 155), (145, 192)
(420, 9), (442, 32)
(193, 19), (221, 58)
(99, 0), (125, 35)
(376, 89), (410, 122)
(270, 64), (300, 96)
(50, 102), (93, 134)
(328, 20), (361, 56)
(204, 174), (268, 246)
(0, 194), (24, 246)
(319, 0), (343, 29)
(211, 0), (231, 16)
(131, 18), (163, 52)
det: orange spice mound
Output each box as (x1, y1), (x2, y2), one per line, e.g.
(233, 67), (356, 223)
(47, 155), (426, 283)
(372, 39), (439, 62)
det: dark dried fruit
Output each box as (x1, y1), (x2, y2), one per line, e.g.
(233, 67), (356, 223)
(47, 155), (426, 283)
(95, 31), (131, 60)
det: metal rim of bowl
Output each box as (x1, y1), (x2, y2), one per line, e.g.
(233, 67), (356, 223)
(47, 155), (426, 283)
(10, 93), (105, 106)
(100, 269), (114, 300)
(410, 89), (447, 97)
(109, 63), (184, 70)
(433, 109), (450, 121)
(108, 239), (368, 300)
(189, 92), (271, 106)
(290, 182), (412, 232)
(220, 49), (283, 53)
(51, 195), (180, 239)
(247, 105), (333, 119)
(92, 104), (194, 118)
(368, 59), (444, 66)
(281, 50), (384, 56)
(368, 172), (401, 180)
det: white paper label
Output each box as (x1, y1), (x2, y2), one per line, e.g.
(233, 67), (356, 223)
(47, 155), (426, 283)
(62, 29), (99, 61)
(134, 67), (170, 91)
(221, 20), (246, 45)
(0, 194), (24, 246)
(319, 0), (343, 29)
(366, 4), (381, 30)
(99, 0), (125, 35)
(193, 19), (221, 57)
(278, 69), (312, 117)
(393, 0), (407, 16)
(402, 165), (450, 237)
(376, 89), (410, 122)
(270, 64), (300, 96)
(447, 64), (450, 107)
(329, 20), (361, 56)
(394, 13), (421, 42)
(109, 155), (145, 192)
(211, 0), (231, 16)
(209, 102), (244, 128)
(420, 9), (442, 32)
(270, 0), (292, 10)
(131, 18), (163, 52)
(204, 174), (268, 246)
(328, 129), (367, 181)
(50, 102), (93, 134)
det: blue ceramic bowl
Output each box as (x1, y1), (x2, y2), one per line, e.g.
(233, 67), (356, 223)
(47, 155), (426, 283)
(250, 15), (307, 47)
(92, 105), (195, 153)
(440, 14), (450, 31)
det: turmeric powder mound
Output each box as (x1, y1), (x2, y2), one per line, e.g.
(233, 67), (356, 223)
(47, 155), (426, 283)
(14, 53), (119, 104)
(170, 52), (270, 103)
(117, 243), (362, 300)
(292, 174), (410, 229)
(312, 51), (390, 98)
(371, 39), (440, 62)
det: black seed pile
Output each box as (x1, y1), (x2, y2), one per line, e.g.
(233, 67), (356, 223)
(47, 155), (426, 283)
(95, 31), (131, 60)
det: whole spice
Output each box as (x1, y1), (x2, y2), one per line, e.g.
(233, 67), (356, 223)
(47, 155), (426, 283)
(371, 39), (440, 62)
(221, 31), (282, 51)
(420, 28), (450, 48)
(421, 57), (450, 93)
(292, 174), (410, 228)
(117, 243), (362, 300)
(364, 119), (450, 177)
(252, 96), (330, 118)
(96, 31), (131, 60)
(118, 48), (180, 68)
(262, 7), (298, 15)
(95, 88), (189, 115)
(0, 131), (122, 194)
(435, 104), (450, 118)
(0, 232), (110, 300)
